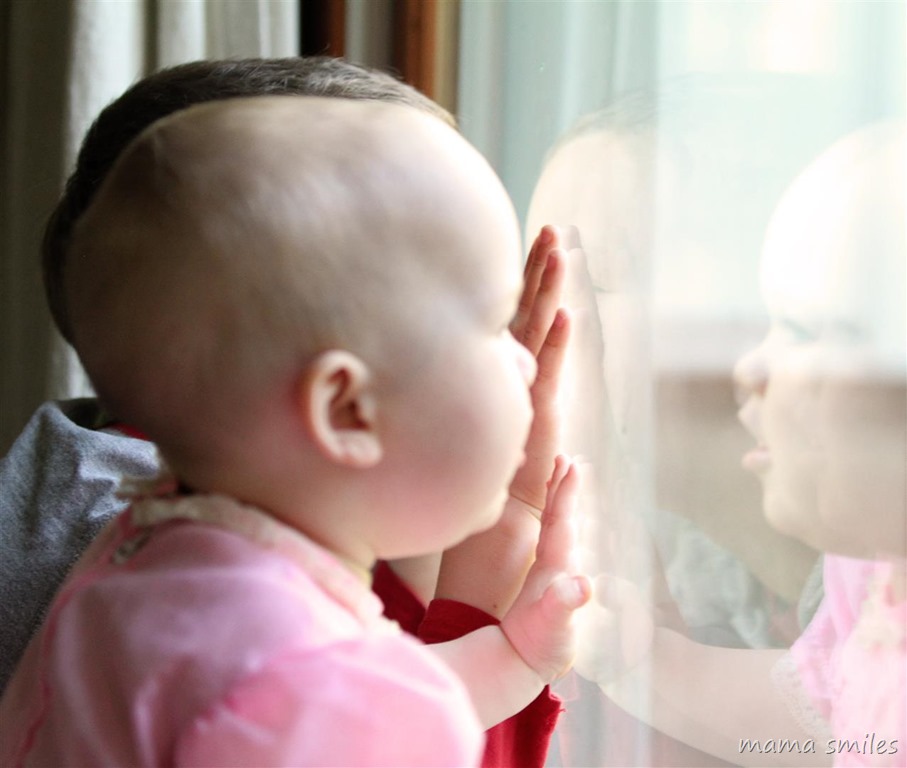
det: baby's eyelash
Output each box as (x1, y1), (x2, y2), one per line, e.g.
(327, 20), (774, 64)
(778, 317), (822, 344)
(778, 317), (866, 344)
(779, 318), (819, 342)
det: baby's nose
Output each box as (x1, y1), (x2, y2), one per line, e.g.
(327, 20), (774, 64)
(732, 343), (768, 404)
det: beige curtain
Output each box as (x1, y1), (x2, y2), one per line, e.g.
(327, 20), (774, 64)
(0, 0), (298, 453)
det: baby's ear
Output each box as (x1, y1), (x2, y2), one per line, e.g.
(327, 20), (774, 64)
(296, 350), (382, 468)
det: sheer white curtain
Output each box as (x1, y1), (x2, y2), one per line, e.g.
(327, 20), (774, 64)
(458, 0), (658, 226)
(460, 2), (905, 765)
(0, 0), (298, 453)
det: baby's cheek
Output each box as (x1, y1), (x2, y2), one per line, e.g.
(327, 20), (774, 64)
(761, 373), (826, 539)
(818, 377), (907, 553)
(819, 377), (904, 473)
(765, 369), (821, 451)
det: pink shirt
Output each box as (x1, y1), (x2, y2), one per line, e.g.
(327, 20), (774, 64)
(788, 555), (876, 728)
(0, 492), (483, 767)
(784, 555), (906, 767)
(833, 561), (906, 766)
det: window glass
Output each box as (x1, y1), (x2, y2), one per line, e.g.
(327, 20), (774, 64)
(459, 2), (905, 764)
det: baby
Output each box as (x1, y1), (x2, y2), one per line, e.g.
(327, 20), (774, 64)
(0, 96), (589, 766)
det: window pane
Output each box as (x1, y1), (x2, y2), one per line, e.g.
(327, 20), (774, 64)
(459, 2), (906, 764)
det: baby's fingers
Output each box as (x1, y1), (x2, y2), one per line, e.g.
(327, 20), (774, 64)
(507, 310), (571, 512)
(544, 454), (571, 505)
(547, 574), (592, 612)
(536, 458), (579, 570)
(530, 308), (569, 409)
(519, 226), (558, 303)
(511, 230), (566, 357)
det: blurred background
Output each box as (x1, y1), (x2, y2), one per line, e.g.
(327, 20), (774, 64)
(2, 2), (904, 764)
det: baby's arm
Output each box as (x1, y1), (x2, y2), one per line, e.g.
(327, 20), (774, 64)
(433, 225), (567, 617)
(576, 577), (831, 767)
(428, 457), (591, 728)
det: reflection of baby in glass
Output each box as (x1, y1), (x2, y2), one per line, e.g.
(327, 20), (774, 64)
(0, 97), (591, 765)
(528, 87), (825, 645)
(577, 122), (906, 766)
(736, 121), (906, 763)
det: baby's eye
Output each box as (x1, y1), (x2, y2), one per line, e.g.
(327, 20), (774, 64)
(778, 317), (820, 343)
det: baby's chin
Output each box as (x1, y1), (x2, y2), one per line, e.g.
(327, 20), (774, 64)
(761, 488), (807, 538)
(763, 493), (834, 553)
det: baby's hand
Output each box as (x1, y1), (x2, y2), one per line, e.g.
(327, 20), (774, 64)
(432, 227), (570, 620)
(500, 456), (592, 682)
(508, 226), (568, 516)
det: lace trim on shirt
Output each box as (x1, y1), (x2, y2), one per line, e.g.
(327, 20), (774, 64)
(119, 467), (388, 631)
(770, 652), (833, 742)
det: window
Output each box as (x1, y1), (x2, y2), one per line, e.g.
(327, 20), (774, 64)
(454, 2), (905, 764)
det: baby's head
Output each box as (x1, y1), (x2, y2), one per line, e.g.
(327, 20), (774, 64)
(67, 96), (535, 565)
(44, 56), (455, 346)
(735, 121), (906, 558)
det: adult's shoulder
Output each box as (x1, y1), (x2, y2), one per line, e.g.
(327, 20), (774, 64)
(3, 398), (157, 472)
(0, 398), (157, 694)
(0, 397), (158, 542)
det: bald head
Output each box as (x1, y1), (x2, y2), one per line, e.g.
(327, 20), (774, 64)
(760, 120), (906, 378)
(67, 96), (520, 473)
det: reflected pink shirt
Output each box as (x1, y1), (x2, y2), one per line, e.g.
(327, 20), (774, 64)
(0, 492), (483, 767)
(787, 555), (906, 767)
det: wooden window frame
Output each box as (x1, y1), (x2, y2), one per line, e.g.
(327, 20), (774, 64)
(301, 0), (458, 113)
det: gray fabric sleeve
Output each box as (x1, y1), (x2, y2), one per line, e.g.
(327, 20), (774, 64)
(0, 399), (158, 693)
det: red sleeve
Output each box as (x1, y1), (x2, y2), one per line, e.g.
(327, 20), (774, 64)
(105, 422), (150, 440)
(372, 560), (427, 636)
(420, 598), (562, 768)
